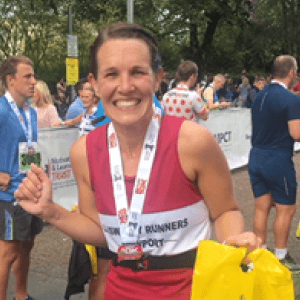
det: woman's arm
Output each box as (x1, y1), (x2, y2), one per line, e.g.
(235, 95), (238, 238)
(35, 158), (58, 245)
(14, 137), (107, 247)
(178, 121), (261, 251)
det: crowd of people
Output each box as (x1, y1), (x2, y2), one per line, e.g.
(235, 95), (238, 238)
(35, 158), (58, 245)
(1, 20), (300, 300)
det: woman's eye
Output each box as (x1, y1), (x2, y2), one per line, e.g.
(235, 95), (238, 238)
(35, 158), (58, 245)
(133, 70), (144, 76)
(106, 72), (117, 78)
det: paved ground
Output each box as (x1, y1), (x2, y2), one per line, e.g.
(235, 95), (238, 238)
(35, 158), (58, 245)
(7, 152), (300, 299)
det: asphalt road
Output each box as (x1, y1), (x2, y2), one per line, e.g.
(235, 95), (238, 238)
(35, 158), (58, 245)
(7, 152), (300, 299)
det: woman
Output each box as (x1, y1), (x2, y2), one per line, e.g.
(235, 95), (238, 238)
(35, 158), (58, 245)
(56, 87), (99, 136)
(32, 80), (61, 129)
(236, 76), (251, 107)
(15, 22), (261, 300)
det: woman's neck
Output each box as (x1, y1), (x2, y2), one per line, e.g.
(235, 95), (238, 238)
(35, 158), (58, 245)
(114, 115), (152, 158)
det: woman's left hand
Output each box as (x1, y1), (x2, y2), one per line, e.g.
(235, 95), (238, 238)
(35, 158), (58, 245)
(223, 231), (262, 253)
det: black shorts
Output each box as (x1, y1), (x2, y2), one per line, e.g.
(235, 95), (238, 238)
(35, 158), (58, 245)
(96, 246), (115, 260)
(0, 201), (43, 241)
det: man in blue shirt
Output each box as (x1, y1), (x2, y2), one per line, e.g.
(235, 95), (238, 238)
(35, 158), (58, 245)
(0, 56), (41, 300)
(65, 78), (92, 120)
(248, 55), (300, 270)
(245, 77), (265, 108)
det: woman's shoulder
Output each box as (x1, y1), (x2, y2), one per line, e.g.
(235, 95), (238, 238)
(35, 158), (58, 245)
(179, 121), (216, 153)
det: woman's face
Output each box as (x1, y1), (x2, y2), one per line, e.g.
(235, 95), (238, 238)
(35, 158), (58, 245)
(90, 38), (161, 127)
(33, 88), (42, 106)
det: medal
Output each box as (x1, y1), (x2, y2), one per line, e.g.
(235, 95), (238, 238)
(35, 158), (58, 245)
(118, 244), (143, 262)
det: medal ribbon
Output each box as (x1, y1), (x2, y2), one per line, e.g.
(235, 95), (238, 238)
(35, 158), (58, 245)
(5, 91), (33, 146)
(108, 110), (161, 244)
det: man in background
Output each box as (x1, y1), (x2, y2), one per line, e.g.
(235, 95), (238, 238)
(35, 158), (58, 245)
(65, 78), (93, 120)
(245, 77), (266, 108)
(0, 56), (42, 300)
(203, 74), (231, 110)
(248, 55), (300, 271)
(162, 60), (208, 121)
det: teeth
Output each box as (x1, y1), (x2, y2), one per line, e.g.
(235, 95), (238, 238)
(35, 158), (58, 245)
(115, 100), (138, 107)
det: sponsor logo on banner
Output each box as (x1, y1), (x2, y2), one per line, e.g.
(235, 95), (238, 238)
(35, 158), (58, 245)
(109, 133), (117, 148)
(135, 179), (147, 194)
(214, 131), (232, 144)
(118, 208), (128, 224)
(44, 157), (72, 182)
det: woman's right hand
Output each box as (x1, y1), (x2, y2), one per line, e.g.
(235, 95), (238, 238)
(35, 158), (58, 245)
(14, 164), (55, 219)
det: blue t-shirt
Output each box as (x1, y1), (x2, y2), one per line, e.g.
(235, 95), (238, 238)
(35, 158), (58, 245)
(65, 96), (84, 120)
(251, 82), (300, 155)
(0, 95), (38, 202)
(95, 95), (165, 127)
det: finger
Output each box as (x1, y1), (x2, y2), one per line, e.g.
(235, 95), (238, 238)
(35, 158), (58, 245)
(22, 177), (42, 199)
(30, 163), (50, 186)
(224, 232), (260, 253)
(26, 169), (43, 191)
(15, 181), (39, 203)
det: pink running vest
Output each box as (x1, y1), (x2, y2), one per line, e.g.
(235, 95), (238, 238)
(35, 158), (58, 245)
(86, 115), (211, 300)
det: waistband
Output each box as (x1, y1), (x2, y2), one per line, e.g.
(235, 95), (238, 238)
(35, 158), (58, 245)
(112, 249), (197, 271)
(251, 146), (292, 155)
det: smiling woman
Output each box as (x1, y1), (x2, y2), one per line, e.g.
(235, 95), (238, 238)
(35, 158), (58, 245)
(15, 22), (261, 300)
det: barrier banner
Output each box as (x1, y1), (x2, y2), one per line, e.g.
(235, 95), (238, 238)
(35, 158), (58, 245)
(37, 110), (299, 209)
(38, 127), (79, 210)
(198, 108), (252, 170)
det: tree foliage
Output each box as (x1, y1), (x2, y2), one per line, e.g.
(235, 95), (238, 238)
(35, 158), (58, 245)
(0, 0), (299, 84)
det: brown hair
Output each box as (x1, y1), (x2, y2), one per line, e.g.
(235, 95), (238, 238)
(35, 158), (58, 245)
(176, 61), (198, 82)
(89, 22), (161, 78)
(272, 55), (297, 79)
(0, 56), (33, 88)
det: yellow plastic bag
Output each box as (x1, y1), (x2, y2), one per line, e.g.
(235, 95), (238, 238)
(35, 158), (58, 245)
(84, 244), (98, 275)
(191, 240), (294, 300)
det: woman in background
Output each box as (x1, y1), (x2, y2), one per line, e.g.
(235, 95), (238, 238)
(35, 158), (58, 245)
(32, 80), (61, 129)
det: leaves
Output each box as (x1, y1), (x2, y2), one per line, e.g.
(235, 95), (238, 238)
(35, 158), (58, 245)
(0, 0), (299, 83)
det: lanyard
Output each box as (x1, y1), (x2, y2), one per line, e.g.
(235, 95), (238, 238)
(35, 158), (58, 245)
(5, 91), (33, 146)
(108, 111), (161, 244)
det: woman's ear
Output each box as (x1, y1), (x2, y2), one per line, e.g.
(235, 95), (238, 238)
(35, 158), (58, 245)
(88, 73), (101, 98)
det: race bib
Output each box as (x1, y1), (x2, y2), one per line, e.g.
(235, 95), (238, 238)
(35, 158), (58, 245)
(19, 142), (41, 174)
